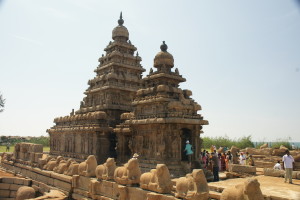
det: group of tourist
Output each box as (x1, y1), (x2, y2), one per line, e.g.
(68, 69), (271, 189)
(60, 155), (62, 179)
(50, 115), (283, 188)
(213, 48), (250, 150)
(238, 152), (254, 166)
(184, 142), (296, 184)
(198, 145), (256, 182)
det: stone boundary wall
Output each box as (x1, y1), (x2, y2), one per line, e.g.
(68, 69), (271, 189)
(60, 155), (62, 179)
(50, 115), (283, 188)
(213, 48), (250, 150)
(1, 161), (71, 196)
(0, 160), (180, 200)
(0, 177), (31, 200)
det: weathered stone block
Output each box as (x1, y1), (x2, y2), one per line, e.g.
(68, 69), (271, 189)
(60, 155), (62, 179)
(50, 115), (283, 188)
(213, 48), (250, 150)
(34, 153), (43, 163)
(0, 190), (10, 197)
(127, 187), (148, 200)
(263, 168), (284, 177)
(36, 174), (49, 184)
(47, 177), (54, 186)
(147, 192), (178, 200)
(0, 198), (15, 200)
(76, 176), (91, 191)
(13, 178), (24, 185)
(50, 172), (72, 183)
(30, 144), (43, 153)
(29, 153), (35, 162)
(93, 180), (114, 197)
(0, 183), (10, 190)
(1, 178), (14, 184)
(228, 164), (256, 175)
(53, 179), (72, 191)
(9, 191), (16, 198)
(10, 184), (22, 191)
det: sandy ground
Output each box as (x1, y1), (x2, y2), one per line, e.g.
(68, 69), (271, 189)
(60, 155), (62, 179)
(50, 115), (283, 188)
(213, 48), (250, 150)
(209, 175), (300, 200)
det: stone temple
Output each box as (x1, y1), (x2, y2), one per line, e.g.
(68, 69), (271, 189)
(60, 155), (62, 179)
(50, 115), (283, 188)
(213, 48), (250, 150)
(47, 13), (208, 176)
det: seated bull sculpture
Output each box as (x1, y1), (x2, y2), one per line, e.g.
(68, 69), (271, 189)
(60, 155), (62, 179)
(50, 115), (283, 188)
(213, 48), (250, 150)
(54, 158), (74, 174)
(175, 169), (209, 200)
(43, 156), (63, 171)
(140, 164), (172, 193)
(78, 155), (97, 177)
(64, 161), (79, 176)
(114, 158), (141, 185)
(95, 157), (116, 181)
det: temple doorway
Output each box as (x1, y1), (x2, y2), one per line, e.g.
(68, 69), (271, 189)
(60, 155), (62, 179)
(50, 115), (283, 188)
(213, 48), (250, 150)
(181, 128), (192, 161)
(109, 133), (117, 158)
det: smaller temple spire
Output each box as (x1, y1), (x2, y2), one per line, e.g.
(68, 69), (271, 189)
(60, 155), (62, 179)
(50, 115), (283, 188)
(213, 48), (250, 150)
(118, 12), (124, 26)
(160, 41), (168, 52)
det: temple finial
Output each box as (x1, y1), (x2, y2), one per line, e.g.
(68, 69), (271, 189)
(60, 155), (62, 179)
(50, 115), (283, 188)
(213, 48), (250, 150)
(118, 12), (124, 26)
(160, 41), (168, 52)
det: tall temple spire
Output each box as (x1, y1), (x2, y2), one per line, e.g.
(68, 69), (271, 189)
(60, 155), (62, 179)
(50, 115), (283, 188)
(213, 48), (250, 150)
(118, 12), (124, 26)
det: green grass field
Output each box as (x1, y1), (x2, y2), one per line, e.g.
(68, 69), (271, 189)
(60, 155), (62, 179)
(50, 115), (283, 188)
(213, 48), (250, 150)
(0, 146), (50, 153)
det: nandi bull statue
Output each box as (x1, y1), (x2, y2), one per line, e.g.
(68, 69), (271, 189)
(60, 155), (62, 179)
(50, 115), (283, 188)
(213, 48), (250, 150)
(175, 169), (209, 200)
(140, 164), (172, 193)
(114, 157), (141, 185)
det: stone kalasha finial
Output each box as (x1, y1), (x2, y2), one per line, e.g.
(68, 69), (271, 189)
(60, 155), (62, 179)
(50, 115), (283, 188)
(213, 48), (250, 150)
(160, 41), (168, 52)
(118, 12), (124, 26)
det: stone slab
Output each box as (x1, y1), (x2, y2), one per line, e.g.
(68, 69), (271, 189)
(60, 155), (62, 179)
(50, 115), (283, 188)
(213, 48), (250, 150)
(76, 176), (91, 191)
(0, 178), (14, 184)
(53, 179), (72, 191)
(127, 186), (149, 200)
(9, 191), (16, 198)
(0, 183), (10, 190)
(50, 172), (72, 183)
(264, 168), (284, 177)
(9, 184), (22, 191)
(0, 190), (10, 198)
(229, 164), (256, 174)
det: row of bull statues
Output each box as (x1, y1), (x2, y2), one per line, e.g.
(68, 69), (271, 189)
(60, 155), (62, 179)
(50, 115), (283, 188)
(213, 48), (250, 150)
(40, 154), (209, 199)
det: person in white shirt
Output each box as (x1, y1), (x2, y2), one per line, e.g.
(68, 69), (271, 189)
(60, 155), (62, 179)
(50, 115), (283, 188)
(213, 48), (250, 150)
(239, 152), (246, 165)
(273, 161), (282, 170)
(282, 150), (294, 184)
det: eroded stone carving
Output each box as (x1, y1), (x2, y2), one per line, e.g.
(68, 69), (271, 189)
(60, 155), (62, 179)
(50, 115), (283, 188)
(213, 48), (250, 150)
(220, 178), (264, 200)
(140, 164), (172, 193)
(175, 169), (209, 200)
(64, 161), (79, 176)
(95, 157), (117, 181)
(54, 158), (74, 174)
(43, 156), (63, 171)
(114, 158), (141, 185)
(78, 155), (97, 177)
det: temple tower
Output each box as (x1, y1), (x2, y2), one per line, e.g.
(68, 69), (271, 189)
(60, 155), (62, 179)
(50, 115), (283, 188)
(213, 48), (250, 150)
(115, 42), (208, 176)
(77, 12), (145, 126)
(48, 13), (145, 163)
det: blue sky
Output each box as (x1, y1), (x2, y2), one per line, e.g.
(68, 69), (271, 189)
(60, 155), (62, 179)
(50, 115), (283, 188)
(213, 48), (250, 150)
(0, 0), (300, 142)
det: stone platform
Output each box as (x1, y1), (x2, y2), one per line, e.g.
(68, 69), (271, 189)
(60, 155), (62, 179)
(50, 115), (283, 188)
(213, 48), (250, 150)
(208, 175), (300, 200)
